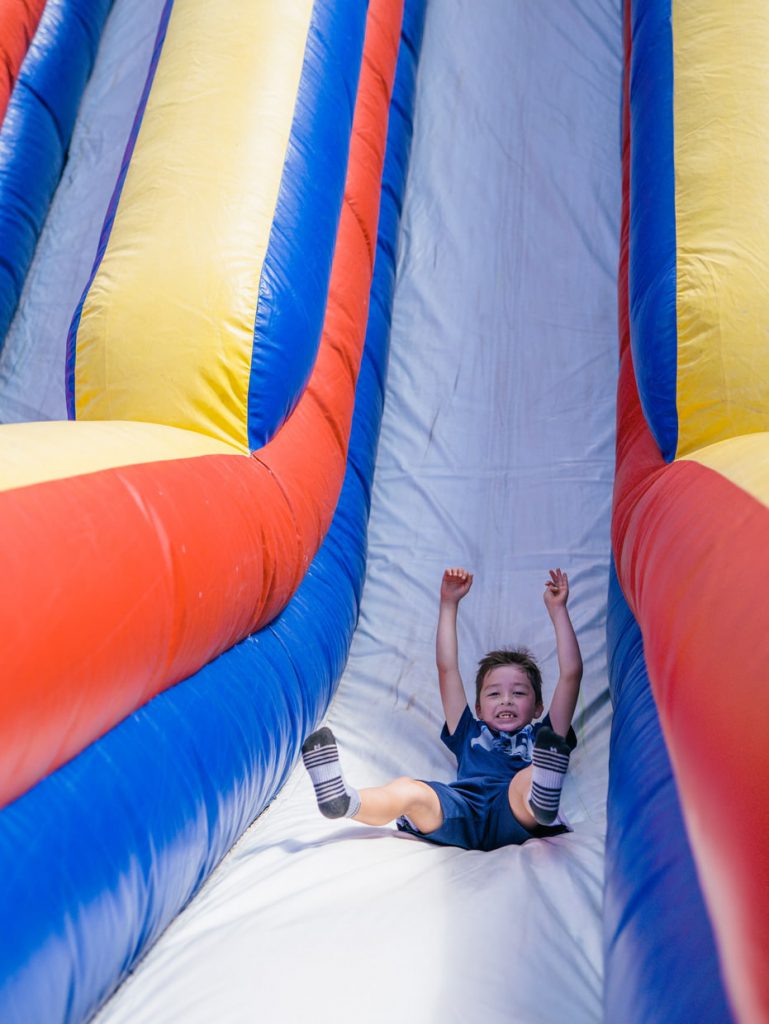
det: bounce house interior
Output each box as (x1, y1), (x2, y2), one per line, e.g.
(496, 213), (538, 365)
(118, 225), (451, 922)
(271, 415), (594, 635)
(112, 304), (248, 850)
(0, 1), (766, 1021)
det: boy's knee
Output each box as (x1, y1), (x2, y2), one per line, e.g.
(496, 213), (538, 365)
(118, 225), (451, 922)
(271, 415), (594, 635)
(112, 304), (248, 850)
(392, 778), (442, 833)
(396, 778), (438, 814)
(387, 776), (421, 802)
(390, 776), (421, 800)
(508, 771), (536, 828)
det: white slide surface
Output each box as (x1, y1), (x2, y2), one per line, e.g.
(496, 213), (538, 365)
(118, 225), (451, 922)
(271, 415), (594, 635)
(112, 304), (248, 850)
(95, 2), (621, 1021)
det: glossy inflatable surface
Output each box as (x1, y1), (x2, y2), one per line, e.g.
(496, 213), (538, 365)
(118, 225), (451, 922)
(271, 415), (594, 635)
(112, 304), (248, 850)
(608, 1), (769, 1020)
(0, 0), (399, 810)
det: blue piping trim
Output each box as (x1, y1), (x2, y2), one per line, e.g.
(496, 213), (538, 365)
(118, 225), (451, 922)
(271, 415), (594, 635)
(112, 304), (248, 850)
(627, 0), (678, 460)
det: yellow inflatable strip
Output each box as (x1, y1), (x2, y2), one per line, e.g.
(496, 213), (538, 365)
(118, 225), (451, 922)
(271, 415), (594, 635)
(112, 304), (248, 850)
(673, 1), (769, 458)
(0, 421), (243, 493)
(74, 0), (314, 452)
(682, 432), (769, 510)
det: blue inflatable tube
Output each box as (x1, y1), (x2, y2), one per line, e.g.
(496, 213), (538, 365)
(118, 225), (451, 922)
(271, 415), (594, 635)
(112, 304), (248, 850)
(0, 4), (426, 1021)
(0, 0), (114, 348)
(627, 0), (678, 460)
(247, 0), (369, 448)
(603, 563), (733, 1023)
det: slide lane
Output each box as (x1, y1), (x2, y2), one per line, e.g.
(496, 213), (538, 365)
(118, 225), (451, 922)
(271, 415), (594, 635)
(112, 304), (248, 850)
(95, 3), (619, 1021)
(0, 0), (114, 343)
(0, 0), (168, 424)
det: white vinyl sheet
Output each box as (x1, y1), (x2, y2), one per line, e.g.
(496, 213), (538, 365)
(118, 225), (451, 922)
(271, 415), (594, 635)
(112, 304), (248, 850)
(93, 1), (621, 1022)
(1, 0), (622, 1019)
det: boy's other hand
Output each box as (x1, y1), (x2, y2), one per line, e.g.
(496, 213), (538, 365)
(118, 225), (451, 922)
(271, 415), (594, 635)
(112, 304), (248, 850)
(441, 567), (473, 604)
(544, 568), (569, 612)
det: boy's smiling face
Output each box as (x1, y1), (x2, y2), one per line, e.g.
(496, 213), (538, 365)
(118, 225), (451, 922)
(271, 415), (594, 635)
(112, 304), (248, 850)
(476, 665), (543, 733)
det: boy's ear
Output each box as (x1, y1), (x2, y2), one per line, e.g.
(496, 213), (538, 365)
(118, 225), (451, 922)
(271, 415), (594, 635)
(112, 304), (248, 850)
(535, 701), (544, 719)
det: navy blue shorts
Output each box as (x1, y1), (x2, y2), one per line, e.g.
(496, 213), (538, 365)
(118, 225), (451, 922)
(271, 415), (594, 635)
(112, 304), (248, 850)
(396, 779), (538, 852)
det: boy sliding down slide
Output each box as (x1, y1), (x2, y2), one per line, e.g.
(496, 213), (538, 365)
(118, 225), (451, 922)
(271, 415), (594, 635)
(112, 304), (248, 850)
(302, 568), (582, 851)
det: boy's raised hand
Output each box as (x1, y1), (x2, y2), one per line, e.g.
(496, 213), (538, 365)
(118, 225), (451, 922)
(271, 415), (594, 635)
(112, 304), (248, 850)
(441, 567), (473, 604)
(543, 567), (582, 736)
(437, 568), (472, 733)
(543, 568), (569, 612)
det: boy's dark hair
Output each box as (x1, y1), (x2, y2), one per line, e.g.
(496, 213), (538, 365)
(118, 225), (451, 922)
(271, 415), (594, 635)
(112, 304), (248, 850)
(474, 648), (543, 708)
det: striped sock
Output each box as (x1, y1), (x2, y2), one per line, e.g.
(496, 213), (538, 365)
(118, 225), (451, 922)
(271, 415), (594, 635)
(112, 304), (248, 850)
(529, 726), (571, 826)
(301, 727), (360, 819)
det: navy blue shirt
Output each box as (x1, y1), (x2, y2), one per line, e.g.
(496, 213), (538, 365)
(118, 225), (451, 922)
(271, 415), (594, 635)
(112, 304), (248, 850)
(441, 705), (577, 787)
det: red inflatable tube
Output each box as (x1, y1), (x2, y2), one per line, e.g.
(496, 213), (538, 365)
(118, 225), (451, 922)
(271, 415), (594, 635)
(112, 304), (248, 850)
(614, 121), (769, 1020)
(0, 0), (47, 126)
(0, 0), (404, 810)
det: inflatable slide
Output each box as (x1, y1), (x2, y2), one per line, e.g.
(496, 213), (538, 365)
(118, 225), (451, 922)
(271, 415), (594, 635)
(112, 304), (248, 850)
(0, 1), (764, 1022)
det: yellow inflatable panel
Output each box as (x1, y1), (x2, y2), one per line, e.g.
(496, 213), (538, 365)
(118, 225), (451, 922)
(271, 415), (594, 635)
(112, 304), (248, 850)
(674, 1), (769, 457)
(73, 0), (314, 451)
(0, 421), (243, 493)
(682, 432), (769, 510)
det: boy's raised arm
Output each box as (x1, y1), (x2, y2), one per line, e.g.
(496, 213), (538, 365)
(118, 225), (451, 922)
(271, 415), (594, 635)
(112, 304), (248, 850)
(436, 568), (472, 734)
(543, 568), (583, 737)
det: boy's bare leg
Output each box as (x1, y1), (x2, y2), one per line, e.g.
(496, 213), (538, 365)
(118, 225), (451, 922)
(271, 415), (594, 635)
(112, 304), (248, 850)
(303, 728), (443, 832)
(354, 778), (443, 833)
(508, 767), (538, 830)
